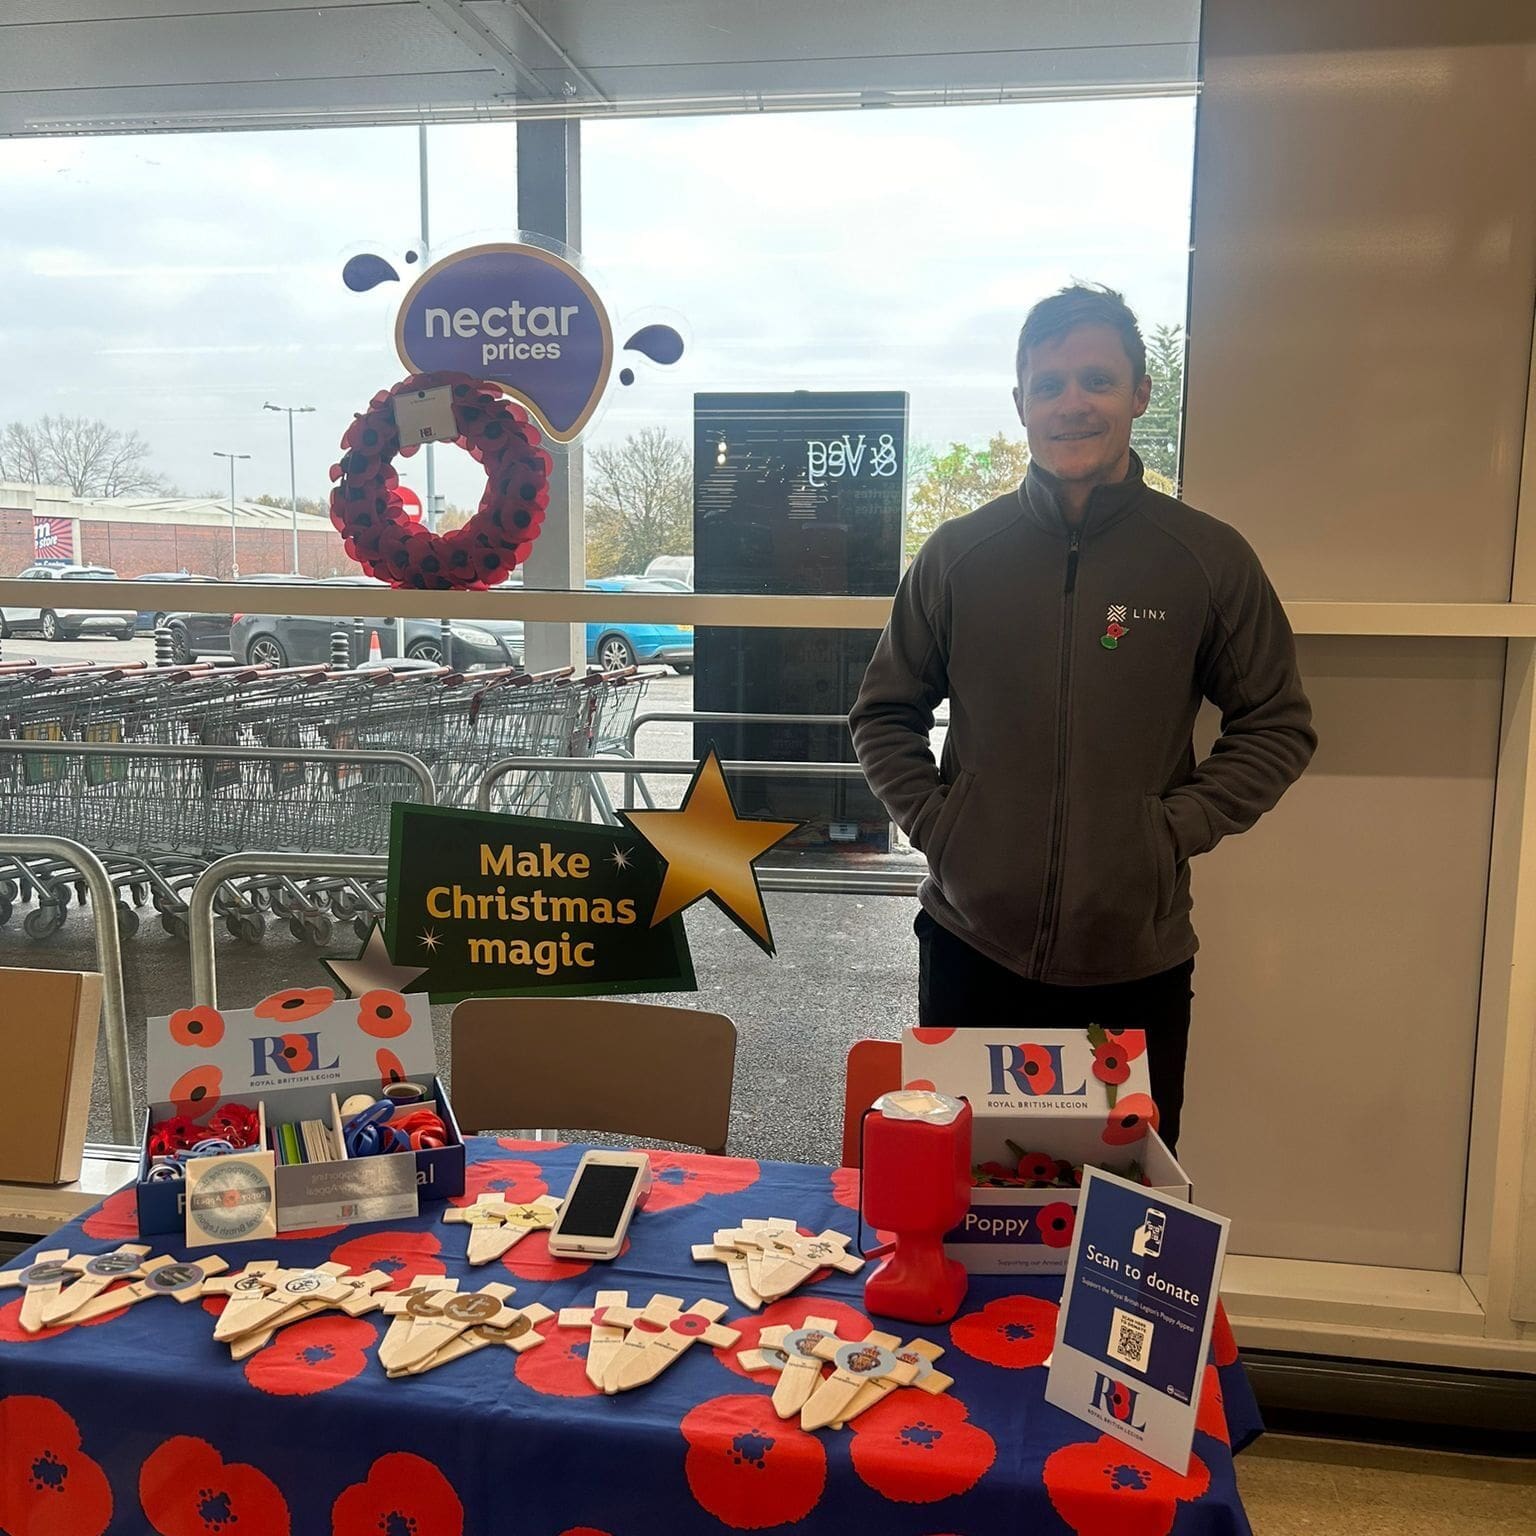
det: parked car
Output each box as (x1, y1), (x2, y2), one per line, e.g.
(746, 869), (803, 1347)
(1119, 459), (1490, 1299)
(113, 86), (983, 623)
(132, 572), (217, 634)
(0, 565), (136, 641)
(643, 554), (693, 588)
(229, 581), (524, 670)
(165, 573), (321, 659)
(585, 577), (693, 672)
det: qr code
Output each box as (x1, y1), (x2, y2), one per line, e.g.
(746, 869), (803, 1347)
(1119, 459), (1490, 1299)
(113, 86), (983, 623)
(1110, 1307), (1152, 1373)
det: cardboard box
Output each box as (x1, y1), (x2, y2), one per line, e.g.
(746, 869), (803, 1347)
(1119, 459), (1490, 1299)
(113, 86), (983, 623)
(137, 989), (463, 1238)
(0, 968), (102, 1184)
(902, 1026), (1192, 1275)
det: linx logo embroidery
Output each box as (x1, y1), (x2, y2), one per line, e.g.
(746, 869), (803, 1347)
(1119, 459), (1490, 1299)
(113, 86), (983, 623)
(1102, 604), (1129, 651)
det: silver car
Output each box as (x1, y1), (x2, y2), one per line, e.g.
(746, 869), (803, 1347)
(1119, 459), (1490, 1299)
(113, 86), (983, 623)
(0, 565), (137, 641)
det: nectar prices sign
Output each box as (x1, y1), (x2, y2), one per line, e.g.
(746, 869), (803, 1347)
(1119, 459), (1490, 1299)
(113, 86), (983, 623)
(385, 804), (694, 1001)
(394, 243), (612, 442)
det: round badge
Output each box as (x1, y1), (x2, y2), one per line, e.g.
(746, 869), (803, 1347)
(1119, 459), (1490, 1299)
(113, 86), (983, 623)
(281, 1271), (330, 1295)
(474, 1311), (532, 1342)
(185, 1159), (274, 1242)
(896, 1349), (934, 1384)
(669, 1313), (712, 1337)
(835, 1341), (898, 1378)
(144, 1263), (206, 1294)
(443, 1292), (503, 1325)
(406, 1291), (448, 1319)
(18, 1261), (73, 1288)
(231, 1273), (272, 1294)
(781, 1327), (831, 1361)
(83, 1252), (143, 1279)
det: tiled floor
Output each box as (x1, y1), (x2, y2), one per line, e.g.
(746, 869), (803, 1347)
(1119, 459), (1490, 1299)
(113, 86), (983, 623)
(1237, 1435), (1536, 1534)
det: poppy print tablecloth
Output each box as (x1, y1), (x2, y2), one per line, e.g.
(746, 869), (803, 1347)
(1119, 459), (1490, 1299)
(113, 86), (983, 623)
(0, 1138), (1260, 1536)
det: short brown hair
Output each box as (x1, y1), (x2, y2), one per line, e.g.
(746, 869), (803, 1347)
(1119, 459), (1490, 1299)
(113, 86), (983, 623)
(1016, 283), (1147, 383)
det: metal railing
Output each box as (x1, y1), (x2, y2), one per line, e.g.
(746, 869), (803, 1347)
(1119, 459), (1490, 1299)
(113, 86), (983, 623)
(0, 834), (133, 1141)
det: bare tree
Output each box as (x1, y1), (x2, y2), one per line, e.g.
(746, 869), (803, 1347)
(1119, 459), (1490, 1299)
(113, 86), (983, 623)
(0, 415), (169, 496)
(585, 427), (692, 576)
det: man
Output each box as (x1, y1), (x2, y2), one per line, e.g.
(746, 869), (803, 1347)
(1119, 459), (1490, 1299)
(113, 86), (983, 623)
(850, 284), (1315, 1149)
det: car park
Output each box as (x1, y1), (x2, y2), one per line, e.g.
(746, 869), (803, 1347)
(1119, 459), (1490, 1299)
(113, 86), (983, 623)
(164, 573), (318, 660)
(585, 577), (693, 672)
(0, 565), (137, 641)
(131, 571), (217, 633)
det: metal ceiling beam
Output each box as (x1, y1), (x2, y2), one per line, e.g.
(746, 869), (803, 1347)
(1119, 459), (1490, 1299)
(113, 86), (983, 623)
(415, 0), (552, 97)
(511, 2), (611, 106)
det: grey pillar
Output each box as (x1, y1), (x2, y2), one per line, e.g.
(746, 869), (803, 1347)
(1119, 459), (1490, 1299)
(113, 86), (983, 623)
(517, 116), (586, 673)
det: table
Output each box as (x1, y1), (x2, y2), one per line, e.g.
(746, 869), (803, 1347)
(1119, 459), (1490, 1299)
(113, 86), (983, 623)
(0, 1138), (1260, 1536)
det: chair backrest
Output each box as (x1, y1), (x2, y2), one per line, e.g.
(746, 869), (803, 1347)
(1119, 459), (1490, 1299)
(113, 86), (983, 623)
(450, 997), (737, 1155)
(841, 1038), (902, 1168)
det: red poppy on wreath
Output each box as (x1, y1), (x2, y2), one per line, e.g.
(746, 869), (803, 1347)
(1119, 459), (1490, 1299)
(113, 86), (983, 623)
(81, 1187), (139, 1241)
(0, 1294), (117, 1344)
(332, 1451), (462, 1536)
(168, 1064), (222, 1114)
(254, 987), (333, 1023)
(139, 1434), (290, 1536)
(514, 1314), (603, 1398)
(643, 1151), (761, 1212)
(1037, 1201), (1077, 1249)
(1103, 1029), (1146, 1061)
(1043, 1435), (1209, 1536)
(716, 1297), (872, 1383)
(356, 989), (410, 1039)
(1091, 1043), (1131, 1086)
(244, 1316), (377, 1397)
(681, 1393), (828, 1529)
(949, 1293), (1059, 1369)
(848, 1390), (996, 1504)
(168, 1005), (224, 1049)
(0, 1395), (113, 1536)
(451, 1157), (547, 1209)
(1195, 1364), (1228, 1444)
(1210, 1304), (1238, 1367)
(1017, 1151), (1060, 1184)
(1102, 1094), (1160, 1146)
(328, 1230), (444, 1290)
(1017, 1043), (1057, 1095)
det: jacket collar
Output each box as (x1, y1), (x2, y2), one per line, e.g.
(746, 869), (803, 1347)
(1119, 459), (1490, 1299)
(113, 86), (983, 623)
(1019, 449), (1147, 538)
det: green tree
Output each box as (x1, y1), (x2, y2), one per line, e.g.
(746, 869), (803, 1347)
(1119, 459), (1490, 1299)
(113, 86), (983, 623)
(585, 427), (692, 576)
(905, 433), (1032, 560)
(1132, 322), (1184, 486)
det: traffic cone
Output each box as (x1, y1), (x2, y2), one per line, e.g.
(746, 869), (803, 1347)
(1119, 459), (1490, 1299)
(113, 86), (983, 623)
(368, 630), (383, 664)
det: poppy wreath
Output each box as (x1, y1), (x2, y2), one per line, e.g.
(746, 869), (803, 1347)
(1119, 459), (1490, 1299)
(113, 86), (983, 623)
(329, 371), (551, 589)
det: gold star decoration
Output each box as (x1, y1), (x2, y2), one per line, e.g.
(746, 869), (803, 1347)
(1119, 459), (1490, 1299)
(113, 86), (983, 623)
(621, 747), (802, 955)
(320, 920), (428, 997)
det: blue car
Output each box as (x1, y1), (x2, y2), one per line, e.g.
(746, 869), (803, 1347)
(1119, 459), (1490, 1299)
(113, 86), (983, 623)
(585, 577), (693, 672)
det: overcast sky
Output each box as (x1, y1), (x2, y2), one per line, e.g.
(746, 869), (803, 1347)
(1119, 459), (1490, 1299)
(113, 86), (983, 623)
(0, 98), (1194, 509)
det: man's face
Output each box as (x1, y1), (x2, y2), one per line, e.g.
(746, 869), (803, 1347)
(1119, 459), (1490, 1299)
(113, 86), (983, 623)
(1013, 323), (1152, 487)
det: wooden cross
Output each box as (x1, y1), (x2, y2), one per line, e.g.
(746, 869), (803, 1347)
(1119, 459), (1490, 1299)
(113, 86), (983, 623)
(831, 1336), (954, 1429)
(64, 1254), (231, 1324)
(378, 1277), (460, 1368)
(737, 1316), (844, 1420)
(387, 1300), (556, 1378)
(602, 1296), (739, 1394)
(442, 1195), (562, 1265)
(379, 1281), (525, 1373)
(709, 1218), (798, 1300)
(800, 1329), (921, 1431)
(40, 1245), (154, 1328)
(556, 1289), (633, 1390)
(211, 1262), (354, 1345)
(693, 1216), (798, 1308)
(754, 1230), (865, 1301)
(0, 1249), (75, 1334)
(216, 1267), (394, 1361)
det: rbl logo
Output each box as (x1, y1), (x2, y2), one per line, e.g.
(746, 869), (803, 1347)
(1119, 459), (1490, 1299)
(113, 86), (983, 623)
(1091, 1373), (1146, 1431)
(986, 1043), (1087, 1097)
(249, 1032), (340, 1076)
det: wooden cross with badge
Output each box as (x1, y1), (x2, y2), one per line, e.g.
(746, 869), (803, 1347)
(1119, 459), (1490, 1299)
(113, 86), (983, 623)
(441, 1194), (562, 1265)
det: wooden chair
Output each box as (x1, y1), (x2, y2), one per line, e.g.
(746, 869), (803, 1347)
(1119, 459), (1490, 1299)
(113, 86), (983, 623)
(840, 1038), (902, 1168)
(449, 998), (737, 1156)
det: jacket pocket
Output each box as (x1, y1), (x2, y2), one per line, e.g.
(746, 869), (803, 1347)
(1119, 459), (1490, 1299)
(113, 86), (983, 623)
(1144, 794), (1177, 922)
(925, 770), (976, 881)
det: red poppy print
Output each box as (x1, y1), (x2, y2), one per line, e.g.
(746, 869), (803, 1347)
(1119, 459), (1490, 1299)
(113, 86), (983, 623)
(376, 1046), (406, 1085)
(81, 1186), (139, 1241)
(1091, 1043), (1130, 1086)
(681, 1393), (827, 1530)
(1210, 1303), (1238, 1367)
(0, 1395), (112, 1536)
(830, 1164), (860, 1211)
(1104, 1029), (1146, 1061)
(1102, 1093), (1160, 1146)
(502, 1230), (629, 1282)
(910, 1027), (955, 1044)
(0, 1295), (117, 1344)
(643, 1151), (762, 1212)
(253, 987), (333, 1023)
(273, 1032), (316, 1073)
(515, 1314), (602, 1398)
(1017, 1043), (1057, 1095)
(498, 1135), (566, 1152)
(244, 1316), (376, 1397)
(356, 989), (410, 1039)
(717, 1297), (872, 1383)
(1037, 1201), (1077, 1249)
(903, 1077), (936, 1091)
(849, 1390), (995, 1504)
(950, 1293), (1059, 1369)
(451, 1157), (547, 1210)
(169, 1005), (225, 1048)
(332, 1452), (462, 1536)
(329, 1230), (444, 1291)
(559, 1530), (611, 1536)
(1195, 1365), (1228, 1444)
(139, 1435), (290, 1536)
(1043, 1435), (1209, 1536)
(168, 1064), (222, 1113)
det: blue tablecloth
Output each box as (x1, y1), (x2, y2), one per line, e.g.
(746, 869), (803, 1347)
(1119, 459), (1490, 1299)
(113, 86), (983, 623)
(0, 1139), (1260, 1535)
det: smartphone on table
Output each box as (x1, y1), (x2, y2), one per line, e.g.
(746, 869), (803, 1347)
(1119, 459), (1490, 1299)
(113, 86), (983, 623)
(546, 1150), (652, 1261)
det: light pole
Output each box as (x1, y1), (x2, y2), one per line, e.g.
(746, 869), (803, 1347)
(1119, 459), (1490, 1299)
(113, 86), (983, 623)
(263, 402), (314, 574)
(212, 451), (250, 579)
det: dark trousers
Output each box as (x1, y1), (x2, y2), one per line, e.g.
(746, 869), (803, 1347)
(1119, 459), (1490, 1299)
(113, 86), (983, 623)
(915, 909), (1194, 1152)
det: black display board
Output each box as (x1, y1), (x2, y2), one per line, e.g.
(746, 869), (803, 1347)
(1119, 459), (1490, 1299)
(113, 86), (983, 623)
(693, 391), (907, 848)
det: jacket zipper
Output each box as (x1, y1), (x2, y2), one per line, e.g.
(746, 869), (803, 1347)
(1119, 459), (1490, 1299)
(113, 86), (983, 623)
(1034, 529), (1080, 973)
